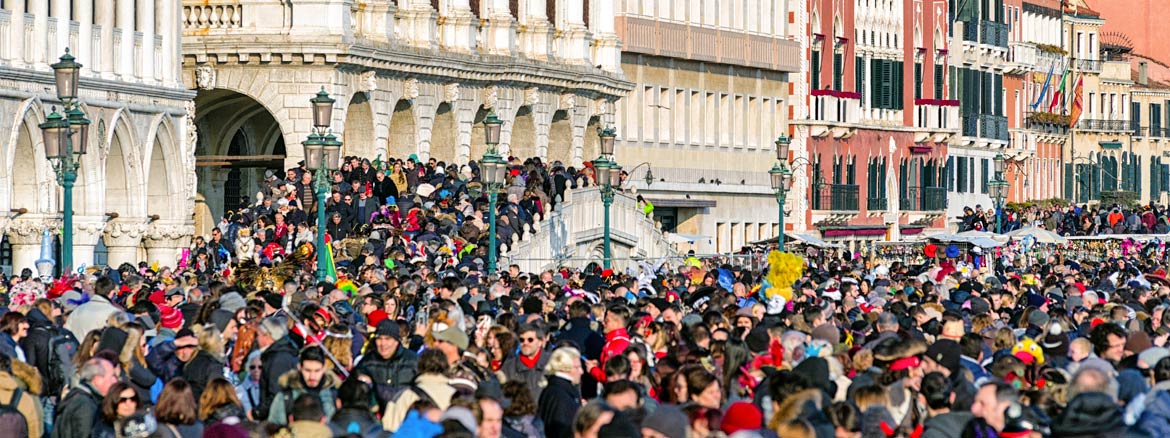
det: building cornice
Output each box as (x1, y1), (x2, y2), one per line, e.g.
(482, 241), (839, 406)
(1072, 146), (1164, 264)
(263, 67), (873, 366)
(0, 66), (195, 103)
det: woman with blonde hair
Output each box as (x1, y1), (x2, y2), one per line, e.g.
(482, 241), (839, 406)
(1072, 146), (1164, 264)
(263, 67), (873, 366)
(198, 378), (246, 424)
(323, 323), (354, 371)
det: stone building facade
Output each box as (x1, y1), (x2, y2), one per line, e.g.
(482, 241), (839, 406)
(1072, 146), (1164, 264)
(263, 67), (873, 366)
(612, 0), (802, 254)
(185, 0), (632, 228)
(0, 0), (195, 273)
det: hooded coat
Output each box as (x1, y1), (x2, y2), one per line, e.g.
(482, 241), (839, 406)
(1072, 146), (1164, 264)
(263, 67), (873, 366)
(265, 369), (341, 425)
(257, 336), (300, 422)
(1052, 392), (1127, 438)
(0, 370), (42, 438)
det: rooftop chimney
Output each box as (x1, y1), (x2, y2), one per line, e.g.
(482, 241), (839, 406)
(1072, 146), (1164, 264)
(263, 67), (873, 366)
(1139, 62), (1149, 86)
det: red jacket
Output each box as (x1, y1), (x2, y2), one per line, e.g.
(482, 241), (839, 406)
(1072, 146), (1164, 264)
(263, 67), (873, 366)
(589, 328), (631, 382)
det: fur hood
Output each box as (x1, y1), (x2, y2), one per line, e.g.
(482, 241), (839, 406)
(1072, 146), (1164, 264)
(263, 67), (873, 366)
(277, 368), (340, 391)
(8, 360), (43, 395)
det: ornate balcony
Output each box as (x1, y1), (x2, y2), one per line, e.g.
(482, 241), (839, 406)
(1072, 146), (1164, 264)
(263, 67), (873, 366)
(805, 89), (860, 139)
(914, 99), (960, 142)
(814, 184), (860, 212)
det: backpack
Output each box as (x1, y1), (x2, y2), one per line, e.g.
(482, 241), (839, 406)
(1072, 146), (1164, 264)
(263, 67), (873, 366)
(41, 327), (79, 398)
(0, 388), (29, 438)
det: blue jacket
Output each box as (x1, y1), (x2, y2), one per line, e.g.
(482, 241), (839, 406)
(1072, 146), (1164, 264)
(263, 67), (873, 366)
(1132, 390), (1170, 438)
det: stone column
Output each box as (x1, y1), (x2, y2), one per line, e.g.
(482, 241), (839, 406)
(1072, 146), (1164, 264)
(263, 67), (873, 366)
(77, 0), (96, 74)
(30, 0), (48, 64)
(72, 219), (107, 270)
(144, 222), (194, 269)
(137, 0), (155, 82)
(517, 0), (553, 59)
(9, 0), (25, 66)
(96, 0), (116, 78)
(438, 0), (477, 52)
(481, 0), (517, 56)
(552, 0), (591, 65)
(116, 0), (135, 79)
(398, 0), (439, 50)
(6, 219), (56, 274)
(51, 0), (70, 62)
(588, 0), (620, 73)
(102, 220), (147, 268)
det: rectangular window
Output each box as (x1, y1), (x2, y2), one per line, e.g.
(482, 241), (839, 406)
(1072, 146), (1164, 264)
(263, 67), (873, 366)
(1133, 101), (1142, 135)
(983, 159), (990, 193)
(659, 88), (670, 142)
(935, 65), (944, 98)
(915, 63), (923, 100)
(811, 50), (821, 90)
(856, 56), (865, 97)
(957, 156), (968, 193)
(994, 74), (1003, 116)
(947, 156), (955, 191)
(1151, 103), (1162, 134)
(834, 52), (844, 90)
(892, 61), (904, 109)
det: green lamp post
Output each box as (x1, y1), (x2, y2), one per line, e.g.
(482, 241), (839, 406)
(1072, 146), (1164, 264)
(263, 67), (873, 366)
(989, 152), (1010, 233)
(40, 49), (89, 272)
(480, 111), (505, 275)
(594, 127), (618, 269)
(305, 87), (341, 282)
(769, 135), (793, 251)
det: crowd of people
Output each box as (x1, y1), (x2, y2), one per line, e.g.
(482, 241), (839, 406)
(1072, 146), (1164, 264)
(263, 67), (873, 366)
(0, 154), (1169, 438)
(957, 202), (1170, 236)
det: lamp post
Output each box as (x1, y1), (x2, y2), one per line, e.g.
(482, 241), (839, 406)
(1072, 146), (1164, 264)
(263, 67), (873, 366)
(594, 127), (618, 269)
(769, 135), (793, 251)
(989, 152), (1010, 234)
(40, 49), (90, 272)
(304, 87), (341, 282)
(479, 112), (504, 275)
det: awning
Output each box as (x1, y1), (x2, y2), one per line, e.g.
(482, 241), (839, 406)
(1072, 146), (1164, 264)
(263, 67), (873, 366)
(750, 233), (846, 249)
(646, 198), (717, 208)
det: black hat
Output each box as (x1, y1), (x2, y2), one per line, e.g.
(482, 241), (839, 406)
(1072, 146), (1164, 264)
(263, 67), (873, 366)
(263, 292), (284, 310)
(374, 319), (401, 342)
(924, 339), (962, 374)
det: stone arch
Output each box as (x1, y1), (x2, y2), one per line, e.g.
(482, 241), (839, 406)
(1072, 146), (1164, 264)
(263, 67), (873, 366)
(193, 88), (285, 223)
(547, 110), (572, 165)
(430, 102), (457, 163)
(468, 105), (491, 160)
(73, 103), (104, 217)
(4, 100), (56, 213)
(143, 115), (185, 220)
(388, 99), (417, 160)
(811, 6), (820, 35)
(581, 116), (601, 164)
(510, 105), (536, 159)
(198, 68), (298, 162)
(104, 111), (145, 218)
(344, 93), (376, 159)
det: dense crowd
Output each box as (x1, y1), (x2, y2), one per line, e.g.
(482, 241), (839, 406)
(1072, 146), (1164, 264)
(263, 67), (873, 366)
(957, 203), (1170, 235)
(1, 155), (1169, 438)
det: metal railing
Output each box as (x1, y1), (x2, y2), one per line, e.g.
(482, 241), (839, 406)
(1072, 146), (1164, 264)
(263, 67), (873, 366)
(963, 114), (979, 137)
(980, 114), (1009, 141)
(900, 187), (947, 211)
(980, 21), (1009, 47)
(1076, 59), (1102, 73)
(824, 184), (860, 211)
(867, 197), (888, 211)
(1077, 119), (1129, 132)
(962, 21), (978, 42)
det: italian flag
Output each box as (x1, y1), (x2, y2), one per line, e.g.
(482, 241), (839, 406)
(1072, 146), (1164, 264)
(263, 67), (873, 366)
(1049, 65), (1070, 113)
(322, 233), (338, 282)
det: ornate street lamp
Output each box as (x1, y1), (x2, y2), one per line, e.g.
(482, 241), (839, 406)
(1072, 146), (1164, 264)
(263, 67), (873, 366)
(594, 157), (616, 269)
(989, 152), (1010, 234)
(770, 134), (793, 251)
(480, 111), (505, 275)
(40, 49), (90, 272)
(304, 88), (341, 282)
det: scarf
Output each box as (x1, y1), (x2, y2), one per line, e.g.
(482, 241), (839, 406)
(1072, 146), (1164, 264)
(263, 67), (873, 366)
(519, 350), (543, 369)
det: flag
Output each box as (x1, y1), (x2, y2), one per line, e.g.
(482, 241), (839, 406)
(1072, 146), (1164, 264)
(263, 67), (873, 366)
(1068, 74), (1084, 127)
(1049, 64), (1070, 113)
(1032, 63), (1055, 110)
(322, 233), (338, 282)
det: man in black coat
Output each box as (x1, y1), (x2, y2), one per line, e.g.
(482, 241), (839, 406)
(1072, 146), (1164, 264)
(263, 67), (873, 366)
(555, 301), (605, 360)
(353, 320), (417, 405)
(256, 317), (300, 421)
(53, 357), (118, 438)
(538, 347), (585, 438)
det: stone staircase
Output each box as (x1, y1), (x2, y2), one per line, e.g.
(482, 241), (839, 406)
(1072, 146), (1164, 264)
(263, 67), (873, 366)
(498, 187), (676, 272)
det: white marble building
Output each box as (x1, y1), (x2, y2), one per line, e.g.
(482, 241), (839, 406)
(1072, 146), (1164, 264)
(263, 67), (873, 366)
(0, 0), (196, 273)
(185, 0), (633, 225)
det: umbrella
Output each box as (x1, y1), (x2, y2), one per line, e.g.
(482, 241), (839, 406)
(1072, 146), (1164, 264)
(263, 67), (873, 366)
(1005, 227), (1068, 245)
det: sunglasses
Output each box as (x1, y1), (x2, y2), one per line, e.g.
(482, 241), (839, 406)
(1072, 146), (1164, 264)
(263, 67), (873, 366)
(520, 337), (539, 343)
(250, 365), (262, 370)
(119, 397), (138, 404)
(175, 345), (197, 350)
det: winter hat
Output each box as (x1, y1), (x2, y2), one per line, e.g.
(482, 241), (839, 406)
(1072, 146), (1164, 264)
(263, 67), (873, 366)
(1126, 330), (1152, 354)
(745, 325), (771, 354)
(641, 404), (689, 438)
(432, 325), (469, 350)
(924, 339), (962, 374)
(1041, 325), (1070, 357)
(811, 323), (840, 345)
(263, 292), (284, 310)
(793, 357), (835, 396)
(97, 327), (129, 356)
(597, 410), (640, 438)
(203, 420), (250, 438)
(148, 290), (166, 306)
(374, 320), (402, 342)
(1027, 309), (1050, 327)
(159, 305), (184, 330)
(366, 310), (390, 330)
(218, 292), (247, 313)
(721, 402), (764, 435)
(209, 309), (235, 333)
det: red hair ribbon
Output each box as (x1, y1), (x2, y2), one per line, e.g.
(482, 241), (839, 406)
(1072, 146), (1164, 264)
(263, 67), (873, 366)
(889, 356), (921, 372)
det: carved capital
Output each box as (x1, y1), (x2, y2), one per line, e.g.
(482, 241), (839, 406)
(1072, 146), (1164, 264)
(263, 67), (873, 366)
(560, 93), (577, 110)
(144, 222), (195, 247)
(443, 83), (460, 103)
(524, 87), (541, 106)
(5, 218), (59, 246)
(358, 70), (378, 93)
(73, 220), (108, 245)
(103, 220), (149, 247)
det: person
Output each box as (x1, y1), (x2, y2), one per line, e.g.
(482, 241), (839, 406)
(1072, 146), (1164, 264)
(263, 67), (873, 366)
(266, 346), (341, 425)
(500, 380), (543, 438)
(500, 323), (550, 403)
(235, 351), (262, 419)
(477, 396), (504, 438)
(0, 354), (43, 438)
(354, 319), (417, 404)
(330, 376), (387, 438)
(63, 277), (120, 341)
(586, 305), (631, 384)
(154, 379), (204, 438)
(181, 326), (227, 401)
(0, 312), (29, 362)
(53, 357), (117, 438)
(919, 372), (974, 438)
(382, 349), (456, 433)
(256, 316), (299, 421)
(538, 347), (585, 438)
(970, 381), (1018, 434)
(198, 378), (246, 425)
(288, 393), (334, 438)
(91, 382), (138, 438)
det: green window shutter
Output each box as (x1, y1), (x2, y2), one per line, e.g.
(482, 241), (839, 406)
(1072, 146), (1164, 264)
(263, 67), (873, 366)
(935, 65), (944, 98)
(881, 60), (893, 109)
(947, 156), (955, 191)
(871, 59), (883, 105)
(856, 57), (864, 97)
(915, 63), (923, 100)
(834, 53), (843, 90)
(811, 50), (821, 90)
(892, 61), (904, 110)
(1137, 156), (1143, 198)
(994, 74), (1003, 116)
(1065, 163), (1074, 199)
